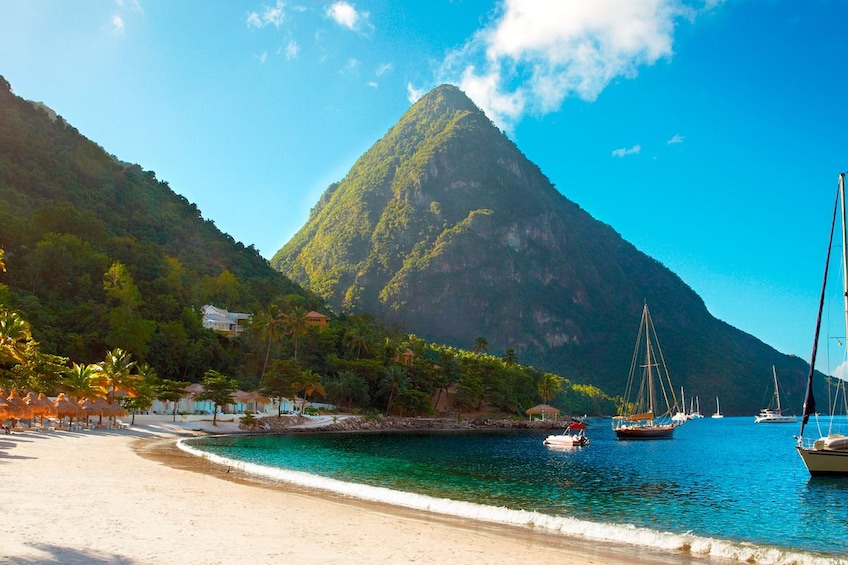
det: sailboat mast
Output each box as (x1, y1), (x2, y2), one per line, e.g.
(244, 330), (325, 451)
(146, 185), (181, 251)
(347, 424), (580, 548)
(800, 174), (842, 437)
(645, 304), (654, 418)
(773, 366), (781, 413)
(841, 173), (848, 375)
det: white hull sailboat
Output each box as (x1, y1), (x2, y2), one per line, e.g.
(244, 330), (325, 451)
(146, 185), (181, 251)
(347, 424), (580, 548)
(796, 173), (848, 476)
(754, 366), (796, 424)
(672, 386), (690, 422)
(711, 396), (724, 418)
(612, 303), (683, 440)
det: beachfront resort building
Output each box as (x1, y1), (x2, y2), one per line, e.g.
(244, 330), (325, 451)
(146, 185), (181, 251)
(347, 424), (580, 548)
(201, 304), (250, 337)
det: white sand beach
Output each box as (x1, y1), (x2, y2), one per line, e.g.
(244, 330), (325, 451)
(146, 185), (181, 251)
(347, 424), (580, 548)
(1, 420), (710, 565)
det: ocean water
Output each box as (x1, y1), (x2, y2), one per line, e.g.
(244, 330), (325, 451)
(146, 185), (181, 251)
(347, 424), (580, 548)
(183, 417), (848, 564)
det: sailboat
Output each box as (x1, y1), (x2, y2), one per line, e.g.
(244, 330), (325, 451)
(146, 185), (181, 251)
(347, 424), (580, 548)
(690, 396), (704, 419)
(711, 396), (724, 418)
(754, 366), (796, 423)
(672, 386), (689, 422)
(796, 172), (848, 476)
(612, 302), (683, 439)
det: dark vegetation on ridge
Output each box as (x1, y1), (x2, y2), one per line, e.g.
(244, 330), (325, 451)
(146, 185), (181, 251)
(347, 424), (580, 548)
(0, 76), (615, 418)
(272, 84), (819, 416)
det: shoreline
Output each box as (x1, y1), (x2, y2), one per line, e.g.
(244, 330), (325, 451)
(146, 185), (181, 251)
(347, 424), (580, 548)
(2, 417), (715, 565)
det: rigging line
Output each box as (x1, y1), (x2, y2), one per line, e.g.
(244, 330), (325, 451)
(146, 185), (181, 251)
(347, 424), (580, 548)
(800, 174), (841, 437)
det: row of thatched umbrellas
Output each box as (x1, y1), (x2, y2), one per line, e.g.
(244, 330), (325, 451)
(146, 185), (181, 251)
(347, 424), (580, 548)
(0, 389), (128, 427)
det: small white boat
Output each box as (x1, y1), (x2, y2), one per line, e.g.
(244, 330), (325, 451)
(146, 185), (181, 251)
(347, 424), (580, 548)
(711, 397), (724, 418)
(754, 366), (796, 424)
(543, 421), (589, 447)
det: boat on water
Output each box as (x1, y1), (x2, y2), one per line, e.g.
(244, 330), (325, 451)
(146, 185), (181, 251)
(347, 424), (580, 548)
(754, 366), (796, 424)
(712, 397), (724, 418)
(612, 302), (683, 440)
(690, 396), (704, 419)
(543, 421), (589, 447)
(672, 386), (690, 422)
(796, 172), (848, 476)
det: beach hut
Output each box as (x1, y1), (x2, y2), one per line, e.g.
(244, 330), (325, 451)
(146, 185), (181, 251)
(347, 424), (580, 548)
(526, 404), (560, 422)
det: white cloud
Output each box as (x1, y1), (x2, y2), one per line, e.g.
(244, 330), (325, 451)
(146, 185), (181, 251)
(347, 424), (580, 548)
(284, 40), (299, 60)
(668, 133), (684, 144)
(830, 361), (848, 382)
(376, 63), (393, 77)
(257, 51), (268, 64)
(327, 2), (369, 31)
(612, 144), (641, 157)
(115, 0), (143, 13)
(247, 1), (286, 28)
(407, 83), (425, 104)
(367, 81), (379, 88)
(439, 0), (694, 131)
(111, 14), (125, 33)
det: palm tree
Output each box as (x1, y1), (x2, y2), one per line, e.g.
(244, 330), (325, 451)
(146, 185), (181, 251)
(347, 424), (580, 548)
(473, 336), (488, 356)
(97, 348), (140, 402)
(345, 326), (371, 359)
(502, 348), (517, 366)
(325, 370), (369, 412)
(380, 365), (408, 415)
(255, 306), (287, 376)
(0, 310), (31, 364)
(297, 369), (326, 414)
(286, 306), (309, 361)
(62, 362), (103, 399)
(538, 373), (563, 405)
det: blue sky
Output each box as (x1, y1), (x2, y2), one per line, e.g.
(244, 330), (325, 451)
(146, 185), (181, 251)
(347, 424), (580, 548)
(1, 0), (847, 368)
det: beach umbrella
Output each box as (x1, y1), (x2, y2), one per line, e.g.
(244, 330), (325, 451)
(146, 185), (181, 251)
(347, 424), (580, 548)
(78, 397), (99, 425)
(24, 391), (55, 425)
(0, 395), (10, 421)
(109, 401), (128, 418)
(6, 390), (32, 422)
(53, 393), (82, 427)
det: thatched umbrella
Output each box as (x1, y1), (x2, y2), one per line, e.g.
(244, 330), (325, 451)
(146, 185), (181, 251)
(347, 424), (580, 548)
(0, 395), (10, 427)
(109, 401), (128, 420)
(24, 391), (56, 426)
(78, 397), (99, 426)
(53, 393), (82, 428)
(6, 390), (33, 426)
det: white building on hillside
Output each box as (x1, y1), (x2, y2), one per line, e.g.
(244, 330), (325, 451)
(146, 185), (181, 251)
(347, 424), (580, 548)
(201, 304), (250, 337)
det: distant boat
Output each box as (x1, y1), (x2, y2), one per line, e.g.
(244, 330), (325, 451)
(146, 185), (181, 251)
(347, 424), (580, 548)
(543, 421), (589, 448)
(612, 303), (683, 440)
(711, 397), (723, 419)
(796, 173), (848, 476)
(690, 396), (704, 419)
(754, 366), (796, 424)
(672, 386), (691, 422)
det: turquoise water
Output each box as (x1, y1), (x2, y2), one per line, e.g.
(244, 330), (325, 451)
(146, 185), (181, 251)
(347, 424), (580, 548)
(185, 417), (848, 564)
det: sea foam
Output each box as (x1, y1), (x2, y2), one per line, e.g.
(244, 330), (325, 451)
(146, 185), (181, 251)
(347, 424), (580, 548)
(178, 439), (844, 565)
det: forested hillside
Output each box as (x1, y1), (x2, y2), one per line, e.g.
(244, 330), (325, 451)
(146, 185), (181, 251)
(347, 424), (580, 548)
(0, 76), (616, 418)
(0, 75), (320, 380)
